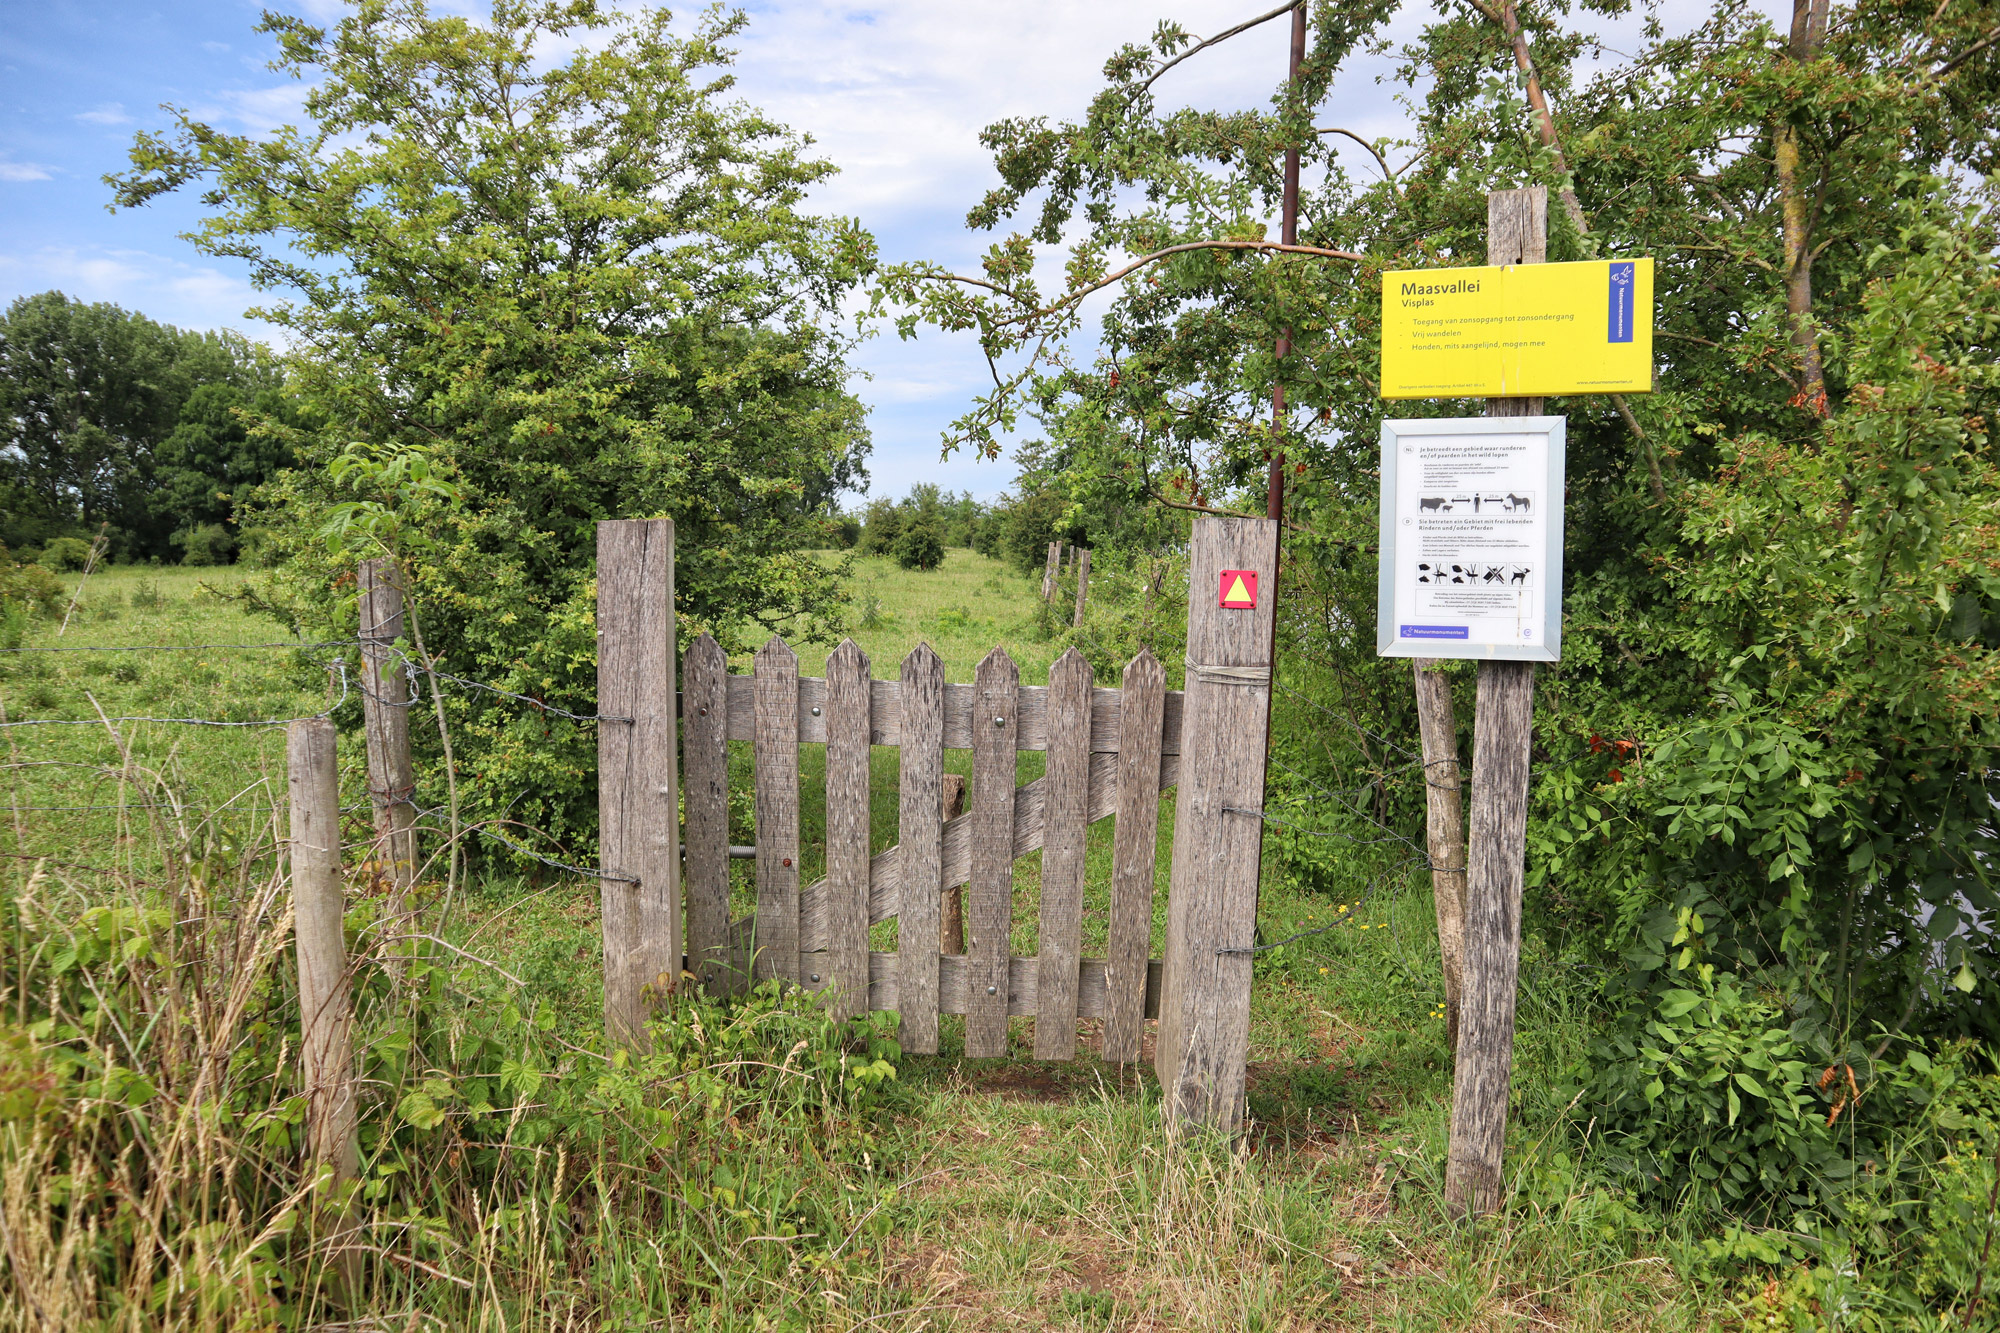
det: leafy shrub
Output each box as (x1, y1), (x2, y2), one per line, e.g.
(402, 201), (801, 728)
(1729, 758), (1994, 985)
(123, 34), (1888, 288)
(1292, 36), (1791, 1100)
(174, 521), (236, 566)
(0, 555), (63, 618)
(891, 520), (945, 570)
(39, 536), (91, 571)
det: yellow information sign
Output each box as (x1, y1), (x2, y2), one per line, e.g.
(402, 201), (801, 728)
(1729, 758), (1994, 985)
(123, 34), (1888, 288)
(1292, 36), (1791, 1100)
(1380, 258), (1653, 399)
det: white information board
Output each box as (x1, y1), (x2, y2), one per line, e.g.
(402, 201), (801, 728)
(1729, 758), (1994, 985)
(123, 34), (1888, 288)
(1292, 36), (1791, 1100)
(1376, 416), (1565, 662)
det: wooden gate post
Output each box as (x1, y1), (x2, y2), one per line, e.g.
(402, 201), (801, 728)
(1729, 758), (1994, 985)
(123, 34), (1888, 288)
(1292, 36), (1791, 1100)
(1446, 185), (1547, 1215)
(358, 559), (417, 920)
(1042, 541), (1061, 602)
(289, 718), (357, 1183)
(1072, 549), (1092, 627)
(1156, 516), (1279, 1132)
(597, 519), (679, 1047)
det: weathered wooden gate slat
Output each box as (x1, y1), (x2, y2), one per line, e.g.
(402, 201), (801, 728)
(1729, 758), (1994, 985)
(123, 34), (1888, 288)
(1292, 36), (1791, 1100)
(791, 748), (1182, 949)
(824, 639), (873, 1019)
(713, 675), (1183, 755)
(752, 638), (801, 985)
(681, 633), (732, 992)
(799, 952), (1165, 1020)
(1103, 648), (1166, 1063)
(1034, 648), (1093, 1059)
(966, 647), (1018, 1056)
(895, 644), (946, 1053)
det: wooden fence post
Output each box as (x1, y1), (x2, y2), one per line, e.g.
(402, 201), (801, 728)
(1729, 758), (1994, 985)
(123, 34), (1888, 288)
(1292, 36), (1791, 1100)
(1414, 661), (1467, 1048)
(1446, 185), (1547, 1215)
(1043, 541), (1061, 602)
(1072, 549), (1092, 627)
(358, 559), (417, 921)
(1156, 516), (1279, 1132)
(289, 718), (357, 1184)
(596, 519), (679, 1048)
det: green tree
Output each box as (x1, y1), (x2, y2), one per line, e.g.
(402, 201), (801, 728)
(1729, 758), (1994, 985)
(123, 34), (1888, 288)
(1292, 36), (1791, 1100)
(0, 293), (275, 558)
(112, 0), (875, 849)
(890, 519), (945, 571)
(155, 382), (296, 556)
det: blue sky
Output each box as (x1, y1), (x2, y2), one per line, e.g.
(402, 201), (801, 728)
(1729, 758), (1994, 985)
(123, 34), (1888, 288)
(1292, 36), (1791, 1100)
(0, 0), (1742, 502)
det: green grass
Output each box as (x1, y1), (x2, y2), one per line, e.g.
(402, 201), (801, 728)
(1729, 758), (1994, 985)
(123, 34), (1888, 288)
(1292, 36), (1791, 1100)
(0, 548), (1718, 1330)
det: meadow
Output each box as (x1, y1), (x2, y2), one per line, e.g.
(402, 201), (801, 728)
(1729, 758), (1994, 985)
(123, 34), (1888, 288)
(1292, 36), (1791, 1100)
(0, 550), (1725, 1331)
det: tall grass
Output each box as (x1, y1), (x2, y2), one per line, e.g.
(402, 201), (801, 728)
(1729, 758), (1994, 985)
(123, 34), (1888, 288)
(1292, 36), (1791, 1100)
(0, 779), (916, 1331)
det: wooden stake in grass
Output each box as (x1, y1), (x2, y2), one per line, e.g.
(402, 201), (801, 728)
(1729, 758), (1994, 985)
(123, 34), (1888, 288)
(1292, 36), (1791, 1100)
(1043, 541), (1061, 601)
(1446, 185), (1546, 1217)
(288, 717), (357, 1184)
(1072, 548), (1092, 627)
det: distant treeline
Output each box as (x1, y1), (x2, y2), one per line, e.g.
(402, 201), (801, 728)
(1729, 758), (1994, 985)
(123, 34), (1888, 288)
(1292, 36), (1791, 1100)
(836, 481), (1083, 575)
(0, 291), (293, 566)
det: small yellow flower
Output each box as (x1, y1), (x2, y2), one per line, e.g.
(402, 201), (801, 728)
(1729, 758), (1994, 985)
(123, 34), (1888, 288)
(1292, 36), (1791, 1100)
(1318, 967), (1328, 975)
(1360, 925), (1370, 931)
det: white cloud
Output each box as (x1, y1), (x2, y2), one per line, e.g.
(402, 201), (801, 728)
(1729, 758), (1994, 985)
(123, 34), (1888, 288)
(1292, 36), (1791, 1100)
(202, 41), (231, 54)
(75, 102), (133, 126)
(0, 245), (277, 341)
(0, 161), (53, 182)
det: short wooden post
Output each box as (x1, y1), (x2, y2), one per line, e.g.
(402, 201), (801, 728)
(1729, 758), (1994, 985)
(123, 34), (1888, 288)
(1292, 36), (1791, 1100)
(1414, 660), (1467, 1048)
(1042, 541), (1061, 601)
(1156, 517), (1279, 1132)
(1072, 549), (1092, 627)
(596, 519), (679, 1047)
(938, 772), (969, 954)
(1446, 185), (1547, 1215)
(289, 718), (357, 1184)
(358, 559), (417, 920)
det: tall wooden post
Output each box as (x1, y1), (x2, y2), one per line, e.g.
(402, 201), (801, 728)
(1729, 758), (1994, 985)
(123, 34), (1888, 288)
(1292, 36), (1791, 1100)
(1446, 186), (1546, 1216)
(1072, 548), (1092, 627)
(289, 718), (357, 1184)
(1156, 516), (1279, 1132)
(596, 519), (679, 1047)
(358, 559), (417, 920)
(1042, 541), (1061, 601)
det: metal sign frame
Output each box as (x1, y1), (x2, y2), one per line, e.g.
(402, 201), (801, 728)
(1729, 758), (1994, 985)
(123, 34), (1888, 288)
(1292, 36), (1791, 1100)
(1376, 415), (1566, 663)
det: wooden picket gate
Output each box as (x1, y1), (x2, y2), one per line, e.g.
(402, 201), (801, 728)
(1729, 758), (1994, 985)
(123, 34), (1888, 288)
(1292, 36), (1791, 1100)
(593, 514), (1279, 1130)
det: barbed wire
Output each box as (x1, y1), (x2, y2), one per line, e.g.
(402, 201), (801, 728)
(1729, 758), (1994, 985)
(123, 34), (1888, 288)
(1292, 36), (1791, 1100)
(0, 640), (353, 655)
(358, 647), (632, 725)
(0, 660), (350, 729)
